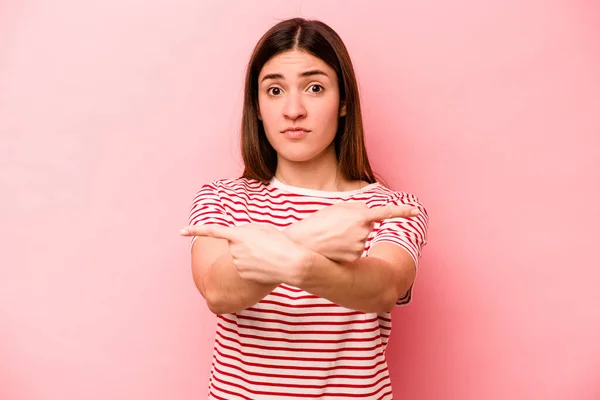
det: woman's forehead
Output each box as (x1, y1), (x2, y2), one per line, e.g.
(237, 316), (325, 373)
(259, 50), (335, 80)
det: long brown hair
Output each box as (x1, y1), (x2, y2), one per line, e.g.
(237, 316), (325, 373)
(240, 18), (378, 184)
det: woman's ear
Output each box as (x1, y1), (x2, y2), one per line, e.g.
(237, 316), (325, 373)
(257, 108), (262, 120)
(339, 103), (347, 117)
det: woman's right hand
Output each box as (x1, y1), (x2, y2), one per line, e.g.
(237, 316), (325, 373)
(285, 202), (419, 264)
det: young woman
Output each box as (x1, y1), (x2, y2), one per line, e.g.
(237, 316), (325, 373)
(180, 17), (428, 400)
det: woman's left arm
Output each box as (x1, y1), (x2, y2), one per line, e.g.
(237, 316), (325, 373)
(286, 242), (416, 313)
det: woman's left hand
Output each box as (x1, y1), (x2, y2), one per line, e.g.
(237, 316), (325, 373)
(180, 223), (309, 285)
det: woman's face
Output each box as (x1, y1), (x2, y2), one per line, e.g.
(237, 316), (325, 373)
(257, 49), (345, 163)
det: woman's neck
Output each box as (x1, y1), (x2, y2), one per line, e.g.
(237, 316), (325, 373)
(274, 149), (363, 192)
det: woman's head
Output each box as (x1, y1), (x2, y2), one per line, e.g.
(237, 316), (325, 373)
(240, 18), (376, 184)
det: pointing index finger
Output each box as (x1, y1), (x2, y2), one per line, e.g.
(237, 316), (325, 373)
(365, 204), (420, 222)
(179, 225), (237, 241)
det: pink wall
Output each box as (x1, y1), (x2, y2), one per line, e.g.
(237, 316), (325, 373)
(1, 1), (599, 399)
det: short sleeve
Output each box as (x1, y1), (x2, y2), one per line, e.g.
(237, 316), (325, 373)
(188, 182), (232, 246)
(368, 192), (429, 306)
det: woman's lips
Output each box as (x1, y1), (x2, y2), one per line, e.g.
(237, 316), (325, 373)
(283, 129), (310, 139)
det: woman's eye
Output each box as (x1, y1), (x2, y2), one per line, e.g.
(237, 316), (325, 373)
(308, 85), (324, 93)
(268, 87), (282, 96)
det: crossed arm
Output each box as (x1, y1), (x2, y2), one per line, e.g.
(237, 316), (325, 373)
(181, 203), (420, 314)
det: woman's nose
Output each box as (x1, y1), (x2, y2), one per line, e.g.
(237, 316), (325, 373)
(283, 94), (306, 120)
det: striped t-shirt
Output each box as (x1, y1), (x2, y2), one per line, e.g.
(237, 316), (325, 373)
(188, 177), (428, 399)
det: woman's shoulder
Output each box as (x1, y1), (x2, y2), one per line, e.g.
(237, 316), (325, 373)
(362, 183), (426, 209)
(198, 177), (268, 196)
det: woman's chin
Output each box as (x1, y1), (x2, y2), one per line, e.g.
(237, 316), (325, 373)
(272, 141), (336, 164)
(279, 153), (316, 163)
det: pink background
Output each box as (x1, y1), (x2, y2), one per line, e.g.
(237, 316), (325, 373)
(1, 1), (599, 399)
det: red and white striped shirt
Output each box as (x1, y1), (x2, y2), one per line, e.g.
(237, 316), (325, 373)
(188, 177), (428, 399)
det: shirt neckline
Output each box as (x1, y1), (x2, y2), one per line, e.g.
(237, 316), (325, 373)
(268, 176), (380, 198)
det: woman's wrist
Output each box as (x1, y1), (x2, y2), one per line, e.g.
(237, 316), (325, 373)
(283, 245), (315, 287)
(283, 222), (320, 252)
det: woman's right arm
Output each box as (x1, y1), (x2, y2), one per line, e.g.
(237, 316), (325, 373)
(191, 236), (278, 315)
(187, 182), (278, 315)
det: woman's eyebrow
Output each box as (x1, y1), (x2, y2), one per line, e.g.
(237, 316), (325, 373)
(261, 73), (284, 82)
(260, 69), (329, 83)
(299, 69), (329, 78)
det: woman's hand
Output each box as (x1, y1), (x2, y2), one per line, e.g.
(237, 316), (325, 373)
(180, 224), (309, 285)
(285, 202), (419, 263)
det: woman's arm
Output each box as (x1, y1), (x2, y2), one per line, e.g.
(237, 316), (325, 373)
(288, 242), (417, 313)
(187, 224), (308, 315)
(191, 236), (278, 315)
(279, 201), (425, 312)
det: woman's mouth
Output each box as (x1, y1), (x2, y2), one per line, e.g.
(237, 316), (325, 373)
(282, 127), (310, 139)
